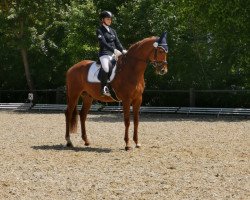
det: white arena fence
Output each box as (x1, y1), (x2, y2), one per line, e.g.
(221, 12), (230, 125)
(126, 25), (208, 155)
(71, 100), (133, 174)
(0, 103), (250, 117)
(0, 89), (249, 108)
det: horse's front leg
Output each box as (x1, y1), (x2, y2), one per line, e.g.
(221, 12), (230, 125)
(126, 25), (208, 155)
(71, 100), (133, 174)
(122, 101), (131, 151)
(132, 96), (142, 148)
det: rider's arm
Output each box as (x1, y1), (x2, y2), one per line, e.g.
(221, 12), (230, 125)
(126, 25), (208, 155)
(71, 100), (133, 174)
(113, 30), (124, 52)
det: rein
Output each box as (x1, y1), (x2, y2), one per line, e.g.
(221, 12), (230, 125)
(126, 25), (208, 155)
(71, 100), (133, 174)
(115, 54), (148, 75)
(116, 41), (168, 72)
(122, 54), (148, 64)
(151, 47), (168, 66)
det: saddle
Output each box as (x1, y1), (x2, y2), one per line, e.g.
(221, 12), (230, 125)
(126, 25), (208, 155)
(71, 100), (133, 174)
(96, 58), (117, 81)
(87, 58), (117, 83)
(87, 58), (120, 101)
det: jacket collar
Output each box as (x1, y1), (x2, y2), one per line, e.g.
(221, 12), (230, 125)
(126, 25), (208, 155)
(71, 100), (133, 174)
(101, 25), (113, 34)
(102, 24), (110, 32)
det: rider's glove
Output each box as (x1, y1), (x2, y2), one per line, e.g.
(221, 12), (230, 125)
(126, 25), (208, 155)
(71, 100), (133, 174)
(114, 49), (122, 57)
(122, 50), (128, 54)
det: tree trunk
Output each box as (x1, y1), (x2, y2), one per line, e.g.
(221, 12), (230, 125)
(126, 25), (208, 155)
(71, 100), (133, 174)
(21, 48), (35, 93)
(19, 15), (36, 101)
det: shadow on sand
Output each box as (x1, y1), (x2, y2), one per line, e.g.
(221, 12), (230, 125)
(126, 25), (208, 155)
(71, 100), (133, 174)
(87, 113), (249, 123)
(31, 144), (112, 153)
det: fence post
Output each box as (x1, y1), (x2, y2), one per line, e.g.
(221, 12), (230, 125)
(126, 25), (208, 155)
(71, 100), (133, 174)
(56, 88), (60, 104)
(28, 93), (33, 104)
(189, 88), (195, 107)
(56, 87), (65, 104)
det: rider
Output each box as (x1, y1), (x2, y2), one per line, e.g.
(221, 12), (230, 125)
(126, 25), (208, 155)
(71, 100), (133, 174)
(96, 11), (127, 96)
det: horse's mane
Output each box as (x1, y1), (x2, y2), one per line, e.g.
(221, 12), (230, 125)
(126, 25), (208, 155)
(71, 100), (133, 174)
(127, 36), (156, 55)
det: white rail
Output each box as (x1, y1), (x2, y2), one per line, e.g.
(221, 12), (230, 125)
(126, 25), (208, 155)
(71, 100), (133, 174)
(0, 103), (249, 117)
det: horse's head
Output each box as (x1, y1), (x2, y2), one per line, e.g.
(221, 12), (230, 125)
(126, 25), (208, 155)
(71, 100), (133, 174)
(149, 32), (168, 75)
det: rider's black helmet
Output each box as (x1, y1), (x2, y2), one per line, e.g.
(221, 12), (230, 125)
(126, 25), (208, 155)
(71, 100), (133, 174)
(100, 11), (113, 20)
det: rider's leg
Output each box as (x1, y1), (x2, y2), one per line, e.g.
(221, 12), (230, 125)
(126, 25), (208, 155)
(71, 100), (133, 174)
(99, 55), (111, 73)
(99, 55), (112, 96)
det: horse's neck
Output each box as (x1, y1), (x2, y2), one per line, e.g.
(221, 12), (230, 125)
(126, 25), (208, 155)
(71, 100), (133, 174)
(123, 37), (156, 73)
(115, 38), (155, 85)
(128, 37), (156, 61)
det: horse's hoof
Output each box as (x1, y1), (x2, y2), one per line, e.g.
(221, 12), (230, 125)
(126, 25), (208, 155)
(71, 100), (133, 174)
(85, 142), (90, 146)
(125, 146), (132, 151)
(136, 144), (141, 148)
(66, 142), (73, 147)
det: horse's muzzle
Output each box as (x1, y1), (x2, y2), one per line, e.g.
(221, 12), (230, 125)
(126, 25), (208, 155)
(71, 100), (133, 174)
(160, 68), (168, 75)
(151, 61), (168, 75)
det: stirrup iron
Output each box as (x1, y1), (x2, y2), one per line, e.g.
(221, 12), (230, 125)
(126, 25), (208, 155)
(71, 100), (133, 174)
(102, 86), (111, 96)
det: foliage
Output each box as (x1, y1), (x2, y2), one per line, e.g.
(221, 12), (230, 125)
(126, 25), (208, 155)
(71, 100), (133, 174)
(0, 0), (249, 106)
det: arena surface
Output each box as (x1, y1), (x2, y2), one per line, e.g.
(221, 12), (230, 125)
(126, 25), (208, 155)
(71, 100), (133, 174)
(0, 111), (249, 199)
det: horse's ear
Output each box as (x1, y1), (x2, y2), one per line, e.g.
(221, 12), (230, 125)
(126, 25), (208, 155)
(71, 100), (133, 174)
(157, 31), (168, 52)
(158, 32), (167, 43)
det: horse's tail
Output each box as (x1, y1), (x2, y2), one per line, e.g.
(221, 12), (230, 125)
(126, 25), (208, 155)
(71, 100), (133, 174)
(70, 106), (78, 133)
(65, 79), (78, 134)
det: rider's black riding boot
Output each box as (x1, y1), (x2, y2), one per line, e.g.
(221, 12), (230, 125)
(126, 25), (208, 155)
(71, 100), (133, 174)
(100, 72), (111, 96)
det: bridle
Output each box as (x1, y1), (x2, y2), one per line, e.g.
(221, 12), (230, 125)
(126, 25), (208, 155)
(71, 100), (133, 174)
(150, 46), (168, 68)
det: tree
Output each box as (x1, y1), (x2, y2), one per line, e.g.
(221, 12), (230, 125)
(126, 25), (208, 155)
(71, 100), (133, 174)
(0, 0), (249, 106)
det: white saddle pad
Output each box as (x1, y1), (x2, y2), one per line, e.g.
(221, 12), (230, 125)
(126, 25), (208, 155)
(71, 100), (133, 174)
(87, 62), (116, 83)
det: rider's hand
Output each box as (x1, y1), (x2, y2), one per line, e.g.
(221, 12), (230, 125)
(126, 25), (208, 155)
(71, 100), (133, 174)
(122, 50), (128, 54)
(114, 49), (122, 57)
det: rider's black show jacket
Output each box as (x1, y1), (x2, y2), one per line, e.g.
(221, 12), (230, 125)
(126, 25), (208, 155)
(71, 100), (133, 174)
(96, 25), (124, 56)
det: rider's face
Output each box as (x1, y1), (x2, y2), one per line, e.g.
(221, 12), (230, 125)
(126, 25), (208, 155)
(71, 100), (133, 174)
(102, 17), (112, 26)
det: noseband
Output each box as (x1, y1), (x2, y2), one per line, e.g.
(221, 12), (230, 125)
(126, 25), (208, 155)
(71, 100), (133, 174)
(151, 46), (168, 68)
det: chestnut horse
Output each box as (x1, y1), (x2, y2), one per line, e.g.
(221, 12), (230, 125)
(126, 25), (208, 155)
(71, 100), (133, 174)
(65, 34), (168, 150)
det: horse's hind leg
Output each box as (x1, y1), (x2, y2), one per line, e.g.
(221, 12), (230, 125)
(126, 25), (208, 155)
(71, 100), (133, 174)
(80, 93), (93, 146)
(65, 94), (79, 147)
(132, 97), (142, 148)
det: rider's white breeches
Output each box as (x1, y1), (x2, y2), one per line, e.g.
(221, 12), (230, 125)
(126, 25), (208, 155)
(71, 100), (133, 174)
(99, 55), (112, 73)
